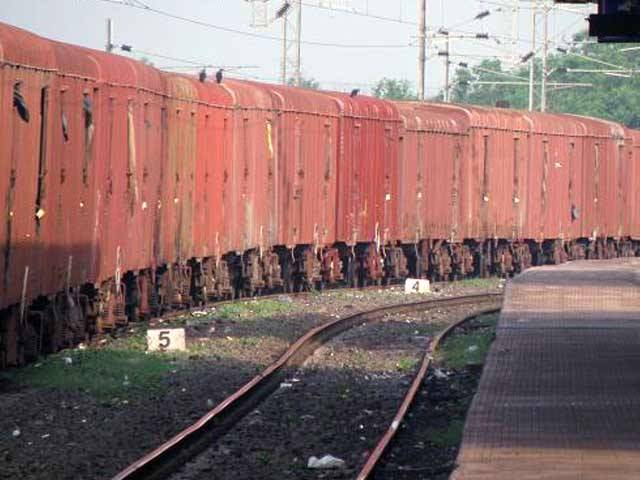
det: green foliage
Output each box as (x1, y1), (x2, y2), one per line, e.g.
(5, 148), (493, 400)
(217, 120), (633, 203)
(287, 76), (320, 89)
(455, 277), (503, 289)
(5, 349), (173, 399)
(426, 419), (466, 448)
(373, 77), (417, 100)
(395, 357), (419, 372)
(448, 31), (640, 127)
(437, 313), (498, 369)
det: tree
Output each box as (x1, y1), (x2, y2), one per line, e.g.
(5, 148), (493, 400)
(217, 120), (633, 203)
(373, 78), (417, 100)
(287, 77), (320, 89)
(445, 31), (640, 127)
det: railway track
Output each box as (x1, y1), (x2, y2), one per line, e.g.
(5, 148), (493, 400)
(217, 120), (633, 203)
(357, 309), (499, 479)
(112, 292), (502, 480)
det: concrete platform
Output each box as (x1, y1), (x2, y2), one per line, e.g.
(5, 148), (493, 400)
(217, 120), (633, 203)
(452, 259), (640, 480)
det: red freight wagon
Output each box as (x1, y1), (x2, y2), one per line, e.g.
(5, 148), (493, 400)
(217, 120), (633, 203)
(571, 115), (621, 258)
(188, 79), (235, 300)
(47, 41), (101, 325)
(599, 119), (627, 243)
(598, 116), (625, 244)
(394, 102), (472, 279)
(522, 112), (585, 262)
(329, 93), (401, 285)
(617, 127), (634, 248)
(0, 24), (57, 366)
(163, 76), (197, 268)
(161, 75), (202, 309)
(466, 106), (531, 242)
(262, 83), (342, 288)
(80, 47), (165, 325)
(446, 105), (533, 275)
(0, 24), (57, 313)
(627, 129), (640, 244)
(219, 80), (279, 294)
(220, 80), (273, 256)
(190, 80), (232, 262)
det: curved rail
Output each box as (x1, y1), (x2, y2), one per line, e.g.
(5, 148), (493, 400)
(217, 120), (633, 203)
(356, 305), (501, 479)
(112, 293), (502, 480)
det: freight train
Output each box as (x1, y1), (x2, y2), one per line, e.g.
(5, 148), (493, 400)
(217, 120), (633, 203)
(1, 22), (639, 367)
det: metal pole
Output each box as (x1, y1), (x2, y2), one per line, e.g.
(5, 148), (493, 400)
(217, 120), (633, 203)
(528, 3), (537, 111)
(511, 0), (519, 68)
(444, 35), (451, 102)
(295, 0), (302, 87)
(541, 1), (549, 112)
(281, 15), (287, 84)
(418, 0), (426, 100)
(106, 18), (114, 53)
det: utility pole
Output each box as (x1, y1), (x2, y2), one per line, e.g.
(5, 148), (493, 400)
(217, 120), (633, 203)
(249, 0), (305, 86)
(281, 11), (288, 84)
(510, 0), (520, 69)
(106, 18), (114, 53)
(417, 0), (426, 101)
(444, 35), (451, 102)
(279, 1), (302, 86)
(540, 1), (549, 112)
(294, 0), (302, 86)
(528, 2), (537, 112)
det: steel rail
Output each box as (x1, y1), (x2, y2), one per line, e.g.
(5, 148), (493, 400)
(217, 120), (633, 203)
(112, 292), (502, 480)
(99, 283), (400, 348)
(356, 304), (502, 479)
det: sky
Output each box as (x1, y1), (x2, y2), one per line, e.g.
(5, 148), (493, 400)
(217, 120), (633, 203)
(0, 0), (596, 96)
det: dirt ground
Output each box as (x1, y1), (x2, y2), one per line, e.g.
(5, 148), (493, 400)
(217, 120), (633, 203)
(0, 280), (501, 480)
(172, 304), (496, 480)
(374, 313), (500, 480)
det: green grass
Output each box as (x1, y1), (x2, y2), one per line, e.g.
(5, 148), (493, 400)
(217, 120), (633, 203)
(454, 277), (503, 289)
(215, 299), (293, 319)
(4, 349), (174, 399)
(1, 298), (295, 400)
(427, 419), (466, 448)
(437, 314), (498, 369)
(396, 357), (419, 373)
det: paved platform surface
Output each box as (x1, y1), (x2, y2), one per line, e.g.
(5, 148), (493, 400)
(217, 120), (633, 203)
(452, 259), (640, 480)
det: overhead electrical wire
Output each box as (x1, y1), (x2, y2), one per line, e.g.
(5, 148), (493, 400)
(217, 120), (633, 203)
(90, 0), (509, 50)
(90, 0), (414, 49)
(89, 0), (609, 93)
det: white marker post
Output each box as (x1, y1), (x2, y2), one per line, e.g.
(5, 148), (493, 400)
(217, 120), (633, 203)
(404, 278), (431, 294)
(147, 328), (186, 352)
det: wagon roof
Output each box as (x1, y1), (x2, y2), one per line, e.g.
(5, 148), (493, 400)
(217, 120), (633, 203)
(162, 74), (234, 107)
(81, 46), (164, 92)
(0, 21), (55, 69)
(394, 101), (470, 134)
(326, 91), (400, 122)
(626, 127), (640, 146)
(259, 82), (341, 116)
(221, 79), (275, 111)
(566, 113), (627, 140)
(50, 40), (100, 82)
(522, 111), (586, 137)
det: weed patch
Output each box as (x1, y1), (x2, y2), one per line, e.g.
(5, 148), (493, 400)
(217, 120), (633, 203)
(4, 349), (174, 399)
(454, 277), (503, 290)
(427, 419), (465, 448)
(437, 313), (498, 369)
(396, 357), (419, 372)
